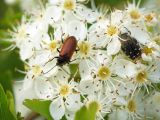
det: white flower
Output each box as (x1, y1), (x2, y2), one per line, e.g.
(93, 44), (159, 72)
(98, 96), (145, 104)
(13, 81), (38, 117)
(145, 91), (160, 119)
(111, 57), (138, 79)
(47, 0), (99, 23)
(125, 0), (144, 23)
(88, 10), (124, 55)
(109, 91), (146, 120)
(85, 92), (112, 120)
(48, 79), (82, 120)
(120, 61), (160, 95)
(141, 42), (160, 62)
(143, 12), (158, 26)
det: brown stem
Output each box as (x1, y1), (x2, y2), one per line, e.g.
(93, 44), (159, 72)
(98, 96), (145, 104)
(24, 112), (40, 120)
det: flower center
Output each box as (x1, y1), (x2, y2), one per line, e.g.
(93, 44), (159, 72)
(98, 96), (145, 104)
(136, 71), (147, 83)
(129, 9), (141, 20)
(154, 36), (160, 45)
(142, 47), (153, 55)
(63, 0), (75, 10)
(17, 26), (27, 39)
(60, 85), (70, 96)
(32, 65), (42, 76)
(49, 41), (57, 52)
(127, 99), (136, 112)
(97, 66), (111, 80)
(78, 41), (91, 56)
(145, 13), (154, 23)
(106, 25), (119, 37)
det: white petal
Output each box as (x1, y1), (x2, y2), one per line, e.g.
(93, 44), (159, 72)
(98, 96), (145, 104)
(109, 109), (128, 120)
(45, 6), (62, 24)
(23, 73), (34, 90)
(127, 25), (151, 45)
(79, 80), (99, 94)
(67, 20), (87, 40)
(96, 51), (112, 65)
(48, 0), (59, 4)
(34, 77), (54, 99)
(19, 40), (33, 60)
(111, 10), (123, 25)
(14, 81), (37, 117)
(29, 50), (51, 65)
(111, 59), (137, 78)
(76, 4), (99, 23)
(54, 66), (70, 81)
(65, 110), (75, 120)
(42, 59), (58, 77)
(50, 98), (65, 120)
(148, 62), (160, 83)
(141, 53), (152, 62)
(107, 38), (121, 55)
(79, 59), (92, 80)
(65, 94), (82, 111)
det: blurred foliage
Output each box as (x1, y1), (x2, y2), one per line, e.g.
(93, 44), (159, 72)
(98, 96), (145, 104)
(0, 0), (156, 120)
(0, 84), (16, 120)
(23, 99), (53, 120)
(0, 0), (24, 84)
(74, 101), (98, 120)
(95, 0), (146, 9)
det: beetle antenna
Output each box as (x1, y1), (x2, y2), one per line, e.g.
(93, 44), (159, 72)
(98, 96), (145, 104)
(43, 56), (59, 67)
(43, 64), (57, 74)
(60, 66), (70, 75)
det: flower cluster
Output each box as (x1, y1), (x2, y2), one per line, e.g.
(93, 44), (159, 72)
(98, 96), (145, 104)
(9, 0), (160, 120)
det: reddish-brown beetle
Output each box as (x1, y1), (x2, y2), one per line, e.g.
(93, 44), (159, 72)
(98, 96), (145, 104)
(44, 36), (77, 74)
(57, 36), (77, 66)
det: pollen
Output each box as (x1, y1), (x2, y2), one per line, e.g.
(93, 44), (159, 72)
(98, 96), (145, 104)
(63, 0), (75, 10)
(142, 46), (153, 55)
(127, 99), (136, 112)
(129, 9), (141, 20)
(135, 71), (147, 83)
(49, 41), (57, 52)
(145, 13), (155, 23)
(60, 85), (70, 96)
(78, 41), (91, 56)
(32, 65), (42, 76)
(17, 26), (27, 39)
(106, 25), (119, 37)
(97, 66), (111, 80)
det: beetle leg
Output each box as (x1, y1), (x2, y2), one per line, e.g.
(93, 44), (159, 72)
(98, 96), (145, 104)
(60, 66), (70, 75)
(75, 48), (79, 53)
(124, 27), (131, 35)
(57, 48), (60, 53)
(70, 58), (80, 63)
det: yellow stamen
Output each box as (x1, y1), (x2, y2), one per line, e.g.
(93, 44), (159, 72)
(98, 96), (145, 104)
(130, 9), (141, 20)
(106, 25), (119, 37)
(97, 66), (111, 80)
(127, 99), (136, 112)
(63, 0), (75, 10)
(60, 85), (70, 96)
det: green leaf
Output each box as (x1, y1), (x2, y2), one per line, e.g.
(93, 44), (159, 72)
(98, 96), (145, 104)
(69, 64), (81, 82)
(74, 101), (98, 120)
(16, 112), (24, 120)
(0, 84), (16, 120)
(88, 101), (98, 120)
(0, 71), (12, 93)
(23, 99), (52, 120)
(74, 106), (89, 120)
(6, 91), (17, 118)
